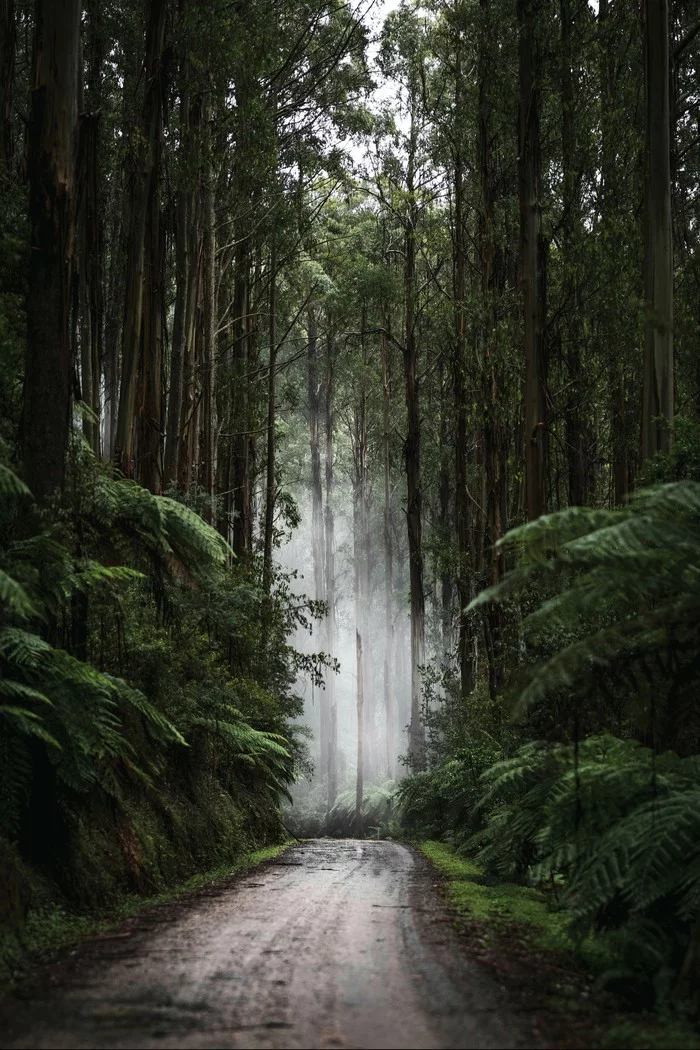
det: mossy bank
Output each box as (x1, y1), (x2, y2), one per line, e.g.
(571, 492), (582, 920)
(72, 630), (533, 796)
(419, 842), (700, 1050)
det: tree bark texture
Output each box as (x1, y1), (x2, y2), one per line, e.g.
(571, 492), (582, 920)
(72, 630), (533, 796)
(23, 0), (81, 501)
(0, 0), (15, 175)
(641, 0), (673, 462)
(263, 234), (277, 592)
(114, 0), (167, 477)
(518, 0), (546, 520)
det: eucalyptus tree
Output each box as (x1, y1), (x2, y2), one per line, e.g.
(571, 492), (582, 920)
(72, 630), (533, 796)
(23, 0), (81, 501)
(0, 0), (13, 176)
(113, 0), (167, 485)
(518, 0), (546, 521)
(640, 0), (674, 463)
(374, 4), (442, 770)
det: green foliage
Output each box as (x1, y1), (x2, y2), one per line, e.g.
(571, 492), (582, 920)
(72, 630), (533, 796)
(0, 466), (188, 836)
(328, 781), (398, 837)
(0, 452), (302, 924)
(396, 738), (501, 845)
(402, 481), (700, 1021)
(418, 841), (581, 958)
(465, 734), (700, 1002)
(470, 482), (700, 752)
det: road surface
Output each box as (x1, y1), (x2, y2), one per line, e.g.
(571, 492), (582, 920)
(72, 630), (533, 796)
(2, 840), (536, 1049)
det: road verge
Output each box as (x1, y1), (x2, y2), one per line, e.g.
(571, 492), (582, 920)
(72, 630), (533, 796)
(0, 841), (292, 993)
(418, 840), (700, 1050)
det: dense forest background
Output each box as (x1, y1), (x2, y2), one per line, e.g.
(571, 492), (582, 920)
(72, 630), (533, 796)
(2, 0), (700, 1024)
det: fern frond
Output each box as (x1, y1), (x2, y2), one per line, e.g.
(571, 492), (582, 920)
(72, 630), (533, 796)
(0, 568), (36, 619)
(156, 496), (232, 574)
(0, 463), (31, 501)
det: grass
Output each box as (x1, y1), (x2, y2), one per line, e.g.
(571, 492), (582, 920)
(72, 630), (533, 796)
(602, 1021), (700, 1050)
(419, 840), (599, 959)
(418, 840), (700, 1050)
(0, 842), (291, 991)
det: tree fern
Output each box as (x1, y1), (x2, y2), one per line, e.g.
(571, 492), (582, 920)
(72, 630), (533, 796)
(329, 781), (398, 834)
(0, 454), (295, 887)
(469, 483), (700, 743)
(468, 733), (700, 992)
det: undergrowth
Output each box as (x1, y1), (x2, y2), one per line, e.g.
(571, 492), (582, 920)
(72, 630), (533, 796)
(420, 841), (700, 1050)
(419, 841), (610, 970)
(0, 450), (322, 970)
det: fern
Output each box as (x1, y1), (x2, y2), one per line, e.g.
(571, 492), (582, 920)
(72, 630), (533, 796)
(0, 568), (36, 619)
(0, 454), (293, 888)
(468, 483), (700, 740)
(467, 733), (700, 993)
(329, 781), (398, 834)
(187, 709), (293, 802)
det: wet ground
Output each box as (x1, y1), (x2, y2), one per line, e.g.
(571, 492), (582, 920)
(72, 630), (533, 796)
(1, 839), (538, 1049)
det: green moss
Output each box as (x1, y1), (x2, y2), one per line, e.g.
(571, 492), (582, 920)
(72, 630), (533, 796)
(603, 1020), (700, 1050)
(419, 841), (483, 880)
(419, 841), (700, 1049)
(419, 840), (613, 970)
(420, 840), (561, 930)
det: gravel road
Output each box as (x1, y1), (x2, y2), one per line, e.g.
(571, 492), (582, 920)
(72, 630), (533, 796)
(1, 839), (537, 1050)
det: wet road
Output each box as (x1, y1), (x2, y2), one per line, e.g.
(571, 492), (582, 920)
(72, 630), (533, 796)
(2, 840), (534, 1049)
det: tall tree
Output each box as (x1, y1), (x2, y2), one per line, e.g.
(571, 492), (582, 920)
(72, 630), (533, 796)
(0, 0), (15, 177)
(559, 0), (587, 505)
(641, 0), (673, 462)
(452, 5), (474, 702)
(324, 330), (338, 812)
(381, 320), (397, 779)
(518, 0), (546, 520)
(23, 0), (81, 501)
(307, 303), (329, 780)
(113, 0), (167, 479)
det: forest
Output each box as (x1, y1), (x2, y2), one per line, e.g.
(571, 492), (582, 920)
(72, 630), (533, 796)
(1, 0), (700, 1043)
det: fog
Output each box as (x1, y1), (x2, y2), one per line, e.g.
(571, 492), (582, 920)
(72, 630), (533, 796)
(279, 470), (413, 831)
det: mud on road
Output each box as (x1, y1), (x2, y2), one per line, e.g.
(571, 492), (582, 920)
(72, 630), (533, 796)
(1, 839), (539, 1049)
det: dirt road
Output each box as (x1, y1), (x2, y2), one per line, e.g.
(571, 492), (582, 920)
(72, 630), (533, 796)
(2, 840), (536, 1050)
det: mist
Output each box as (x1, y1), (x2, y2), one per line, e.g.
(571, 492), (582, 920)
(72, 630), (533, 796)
(279, 462), (413, 835)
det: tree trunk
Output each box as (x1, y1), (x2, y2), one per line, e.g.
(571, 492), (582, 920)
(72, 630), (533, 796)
(263, 233), (277, 592)
(102, 208), (122, 460)
(230, 241), (251, 554)
(324, 332), (338, 814)
(382, 321), (397, 781)
(355, 629), (364, 838)
(437, 356), (453, 663)
(163, 52), (192, 490)
(477, 0), (506, 697)
(114, 0), (167, 477)
(560, 0), (587, 506)
(78, 0), (105, 457)
(518, 0), (546, 521)
(641, 0), (673, 462)
(176, 177), (202, 493)
(23, 0), (81, 501)
(77, 112), (103, 457)
(136, 152), (164, 493)
(599, 0), (628, 505)
(0, 0), (14, 176)
(453, 74), (474, 702)
(404, 209), (426, 770)
(307, 303), (328, 781)
(201, 116), (217, 515)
